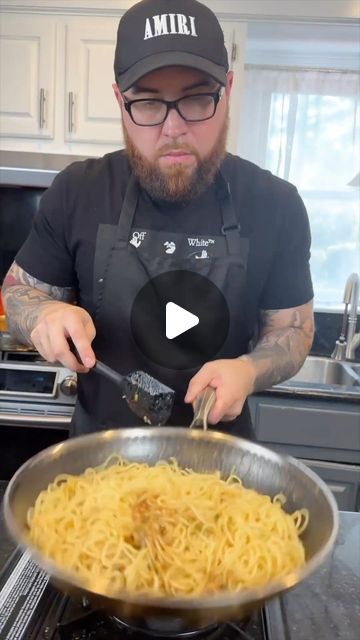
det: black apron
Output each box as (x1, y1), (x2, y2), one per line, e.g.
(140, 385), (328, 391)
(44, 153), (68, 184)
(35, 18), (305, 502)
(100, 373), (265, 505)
(71, 169), (255, 439)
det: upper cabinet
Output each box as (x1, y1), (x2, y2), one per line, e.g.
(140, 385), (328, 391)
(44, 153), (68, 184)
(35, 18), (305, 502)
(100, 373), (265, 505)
(61, 17), (246, 153)
(65, 19), (122, 145)
(0, 15), (56, 139)
(0, 10), (246, 156)
(0, 0), (357, 156)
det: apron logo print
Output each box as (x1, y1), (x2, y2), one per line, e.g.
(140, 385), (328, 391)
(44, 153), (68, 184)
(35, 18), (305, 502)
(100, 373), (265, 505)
(188, 238), (215, 247)
(164, 241), (176, 254)
(195, 249), (209, 260)
(129, 231), (147, 248)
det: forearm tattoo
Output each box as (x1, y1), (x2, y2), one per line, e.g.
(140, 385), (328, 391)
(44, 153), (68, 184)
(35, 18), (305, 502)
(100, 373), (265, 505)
(246, 306), (314, 392)
(2, 262), (76, 346)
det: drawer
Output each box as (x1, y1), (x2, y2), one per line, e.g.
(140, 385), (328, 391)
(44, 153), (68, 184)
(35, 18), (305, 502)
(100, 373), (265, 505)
(249, 395), (360, 464)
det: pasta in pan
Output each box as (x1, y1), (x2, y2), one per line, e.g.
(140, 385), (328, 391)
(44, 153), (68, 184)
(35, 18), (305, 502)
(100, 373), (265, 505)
(27, 455), (309, 597)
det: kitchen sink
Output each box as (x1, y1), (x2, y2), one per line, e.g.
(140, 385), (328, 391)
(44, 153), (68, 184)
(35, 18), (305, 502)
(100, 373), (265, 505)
(286, 356), (360, 387)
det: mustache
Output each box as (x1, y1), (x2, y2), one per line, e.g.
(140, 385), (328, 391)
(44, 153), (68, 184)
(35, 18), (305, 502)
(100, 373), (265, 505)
(156, 143), (199, 159)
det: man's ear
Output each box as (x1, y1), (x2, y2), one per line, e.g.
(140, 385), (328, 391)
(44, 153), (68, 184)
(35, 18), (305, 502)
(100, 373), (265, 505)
(225, 71), (234, 97)
(112, 83), (122, 106)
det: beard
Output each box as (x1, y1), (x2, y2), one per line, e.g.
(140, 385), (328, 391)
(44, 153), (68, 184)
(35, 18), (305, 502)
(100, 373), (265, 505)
(122, 112), (229, 203)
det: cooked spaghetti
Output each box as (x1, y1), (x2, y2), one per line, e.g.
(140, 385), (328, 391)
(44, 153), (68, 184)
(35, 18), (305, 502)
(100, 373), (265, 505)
(27, 456), (309, 597)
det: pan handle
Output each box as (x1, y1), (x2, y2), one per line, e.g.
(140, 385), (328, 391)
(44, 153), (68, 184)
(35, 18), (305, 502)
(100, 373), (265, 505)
(189, 387), (216, 431)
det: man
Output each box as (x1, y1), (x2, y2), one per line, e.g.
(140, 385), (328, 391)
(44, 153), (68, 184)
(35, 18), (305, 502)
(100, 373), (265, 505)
(2, 0), (314, 437)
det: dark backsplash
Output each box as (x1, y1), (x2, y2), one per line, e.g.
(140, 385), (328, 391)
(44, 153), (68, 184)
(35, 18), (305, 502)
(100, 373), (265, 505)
(0, 186), (46, 283)
(312, 311), (360, 361)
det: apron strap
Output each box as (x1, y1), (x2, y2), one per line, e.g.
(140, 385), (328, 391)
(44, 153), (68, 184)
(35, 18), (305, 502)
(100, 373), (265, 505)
(94, 174), (139, 315)
(116, 174), (140, 241)
(217, 170), (243, 256)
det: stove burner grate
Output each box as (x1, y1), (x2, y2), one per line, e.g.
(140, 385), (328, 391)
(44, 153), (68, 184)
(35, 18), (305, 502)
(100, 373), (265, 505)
(111, 615), (221, 638)
(57, 607), (259, 640)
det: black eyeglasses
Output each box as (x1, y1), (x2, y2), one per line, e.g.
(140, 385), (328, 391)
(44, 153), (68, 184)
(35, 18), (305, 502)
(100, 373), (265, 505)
(122, 89), (223, 127)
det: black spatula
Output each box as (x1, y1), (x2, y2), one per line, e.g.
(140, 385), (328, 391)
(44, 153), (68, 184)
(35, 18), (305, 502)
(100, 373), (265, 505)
(69, 341), (175, 426)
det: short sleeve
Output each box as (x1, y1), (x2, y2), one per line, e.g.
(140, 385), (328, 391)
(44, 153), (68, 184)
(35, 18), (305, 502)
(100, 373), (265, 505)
(259, 186), (314, 310)
(15, 169), (76, 287)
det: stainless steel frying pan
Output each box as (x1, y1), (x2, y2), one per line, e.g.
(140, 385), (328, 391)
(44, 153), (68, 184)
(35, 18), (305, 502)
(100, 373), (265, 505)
(3, 406), (338, 633)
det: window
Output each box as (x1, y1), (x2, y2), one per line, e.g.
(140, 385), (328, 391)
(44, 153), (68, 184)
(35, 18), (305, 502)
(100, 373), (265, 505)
(238, 66), (360, 309)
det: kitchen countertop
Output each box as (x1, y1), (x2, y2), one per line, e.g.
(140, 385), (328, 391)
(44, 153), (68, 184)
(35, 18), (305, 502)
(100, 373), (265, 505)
(268, 510), (360, 639)
(0, 479), (359, 640)
(266, 382), (360, 402)
(0, 150), (90, 188)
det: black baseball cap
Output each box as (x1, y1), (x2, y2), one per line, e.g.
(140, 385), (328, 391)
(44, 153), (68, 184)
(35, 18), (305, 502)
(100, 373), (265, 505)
(114, 0), (229, 91)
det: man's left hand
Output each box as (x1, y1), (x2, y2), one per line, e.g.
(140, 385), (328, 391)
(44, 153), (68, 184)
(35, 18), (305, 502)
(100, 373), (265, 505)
(184, 358), (256, 425)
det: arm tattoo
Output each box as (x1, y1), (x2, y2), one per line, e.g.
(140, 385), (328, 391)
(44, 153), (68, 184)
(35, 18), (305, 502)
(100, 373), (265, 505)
(2, 262), (76, 346)
(244, 304), (314, 392)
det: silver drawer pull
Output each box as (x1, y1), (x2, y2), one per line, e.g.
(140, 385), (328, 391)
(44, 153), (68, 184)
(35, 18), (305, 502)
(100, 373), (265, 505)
(39, 87), (46, 129)
(68, 91), (75, 132)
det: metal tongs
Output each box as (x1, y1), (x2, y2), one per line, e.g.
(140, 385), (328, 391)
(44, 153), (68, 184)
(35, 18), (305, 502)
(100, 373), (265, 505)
(189, 387), (216, 431)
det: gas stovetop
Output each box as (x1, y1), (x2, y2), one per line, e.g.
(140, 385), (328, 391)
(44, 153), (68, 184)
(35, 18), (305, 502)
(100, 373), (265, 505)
(0, 512), (359, 640)
(0, 549), (265, 640)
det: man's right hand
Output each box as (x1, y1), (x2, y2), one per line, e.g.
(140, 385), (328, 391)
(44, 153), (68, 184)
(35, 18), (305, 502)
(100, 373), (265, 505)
(2, 262), (96, 373)
(30, 302), (96, 373)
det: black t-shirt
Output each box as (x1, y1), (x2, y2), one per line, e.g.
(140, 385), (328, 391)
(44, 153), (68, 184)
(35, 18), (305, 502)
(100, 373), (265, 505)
(16, 150), (313, 333)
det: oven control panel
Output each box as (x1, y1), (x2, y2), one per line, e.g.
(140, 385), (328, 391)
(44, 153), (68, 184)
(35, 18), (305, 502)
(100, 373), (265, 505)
(0, 361), (77, 405)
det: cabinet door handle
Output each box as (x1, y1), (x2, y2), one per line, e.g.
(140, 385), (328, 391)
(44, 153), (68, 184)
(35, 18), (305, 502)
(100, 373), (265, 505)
(39, 87), (46, 129)
(68, 91), (75, 132)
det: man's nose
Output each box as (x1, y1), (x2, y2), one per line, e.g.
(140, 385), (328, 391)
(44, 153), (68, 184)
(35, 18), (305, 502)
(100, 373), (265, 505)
(161, 106), (188, 138)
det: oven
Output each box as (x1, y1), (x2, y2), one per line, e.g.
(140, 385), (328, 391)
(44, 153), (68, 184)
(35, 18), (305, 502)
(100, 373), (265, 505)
(0, 349), (76, 428)
(0, 336), (76, 480)
(0, 151), (85, 481)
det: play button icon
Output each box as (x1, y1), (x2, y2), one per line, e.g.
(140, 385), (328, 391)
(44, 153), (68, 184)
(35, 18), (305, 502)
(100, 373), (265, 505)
(166, 302), (199, 339)
(130, 270), (230, 370)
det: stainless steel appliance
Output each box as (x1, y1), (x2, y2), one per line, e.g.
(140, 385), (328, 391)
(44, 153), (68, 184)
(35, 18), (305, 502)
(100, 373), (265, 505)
(0, 150), (89, 188)
(0, 359), (76, 428)
(0, 336), (75, 480)
(0, 151), (82, 480)
(0, 332), (76, 429)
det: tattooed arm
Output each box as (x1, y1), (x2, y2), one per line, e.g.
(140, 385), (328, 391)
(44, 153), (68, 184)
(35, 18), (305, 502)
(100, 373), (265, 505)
(185, 300), (314, 424)
(244, 300), (314, 392)
(2, 262), (96, 372)
(2, 262), (76, 345)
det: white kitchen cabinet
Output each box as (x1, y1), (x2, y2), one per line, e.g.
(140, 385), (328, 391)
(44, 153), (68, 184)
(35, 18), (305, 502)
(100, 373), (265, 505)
(0, 8), (246, 155)
(0, 14), (56, 139)
(63, 18), (245, 151)
(64, 19), (123, 145)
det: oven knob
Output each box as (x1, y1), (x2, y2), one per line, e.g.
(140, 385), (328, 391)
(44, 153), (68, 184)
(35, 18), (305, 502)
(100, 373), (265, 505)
(60, 375), (77, 396)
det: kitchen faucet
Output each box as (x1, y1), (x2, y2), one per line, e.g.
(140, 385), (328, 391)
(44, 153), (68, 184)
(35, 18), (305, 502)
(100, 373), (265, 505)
(331, 272), (360, 361)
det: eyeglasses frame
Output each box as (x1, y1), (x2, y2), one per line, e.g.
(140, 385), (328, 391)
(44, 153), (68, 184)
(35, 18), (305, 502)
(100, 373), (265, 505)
(121, 87), (224, 126)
